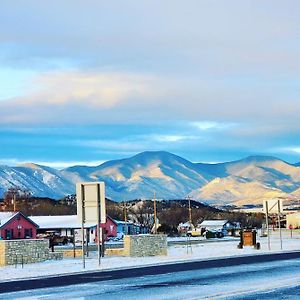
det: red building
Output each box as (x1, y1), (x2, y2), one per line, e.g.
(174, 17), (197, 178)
(0, 212), (39, 240)
(29, 214), (118, 243)
(101, 216), (118, 239)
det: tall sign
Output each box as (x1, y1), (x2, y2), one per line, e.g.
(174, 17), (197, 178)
(263, 199), (283, 214)
(263, 199), (283, 250)
(76, 182), (106, 268)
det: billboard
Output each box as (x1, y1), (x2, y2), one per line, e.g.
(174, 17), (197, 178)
(263, 199), (283, 214)
(76, 182), (106, 224)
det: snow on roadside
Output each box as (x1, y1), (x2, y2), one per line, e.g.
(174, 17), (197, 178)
(0, 230), (299, 282)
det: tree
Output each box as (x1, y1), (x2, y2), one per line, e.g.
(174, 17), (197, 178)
(2, 187), (32, 213)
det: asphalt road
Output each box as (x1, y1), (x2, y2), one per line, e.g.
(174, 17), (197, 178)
(2, 254), (300, 299)
(1, 251), (300, 299)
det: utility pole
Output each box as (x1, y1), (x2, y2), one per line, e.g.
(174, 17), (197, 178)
(153, 191), (157, 234)
(123, 201), (128, 235)
(13, 194), (16, 212)
(188, 196), (192, 226)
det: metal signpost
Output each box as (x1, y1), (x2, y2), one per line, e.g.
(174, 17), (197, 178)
(76, 182), (106, 268)
(289, 224), (293, 238)
(263, 199), (283, 250)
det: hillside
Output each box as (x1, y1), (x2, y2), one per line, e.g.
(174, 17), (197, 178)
(0, 151), (300, 206)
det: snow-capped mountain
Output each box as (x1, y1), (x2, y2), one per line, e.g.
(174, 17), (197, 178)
(0, 151), (300, 205)
(0, 163), (73, 199)
(62, 151), (213, 200)
(189, 176), (289, 206)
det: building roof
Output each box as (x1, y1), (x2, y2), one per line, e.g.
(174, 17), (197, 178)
(178, 222), (192, 227)
(29, 215), (96, 229)
(29, 215), (119, 229)
(200, 220), (229, 227)
(0, 211), (39, 229)
(114, 220), (135, 226)
(0, 212), (18, 227)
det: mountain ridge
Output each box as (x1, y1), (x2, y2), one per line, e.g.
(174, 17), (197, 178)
(0, 152), (299, 206)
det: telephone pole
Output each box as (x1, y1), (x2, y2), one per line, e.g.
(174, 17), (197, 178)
(187, 196), (192, 226)
(123, 201), (128, 235)
(153, 191), (157, 234)
(13, 194), (17, 212)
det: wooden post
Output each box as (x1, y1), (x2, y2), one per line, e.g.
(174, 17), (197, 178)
(124, 201), (128, 235)
(188, 196), (192, 227)
(13, 194), (16, 212)
(153, 191), (157, 234)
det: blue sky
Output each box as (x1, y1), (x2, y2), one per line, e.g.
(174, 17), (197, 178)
(1, 0), (300, 168)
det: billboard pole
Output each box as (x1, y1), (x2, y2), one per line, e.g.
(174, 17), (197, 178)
(97, 183), (101, 267)
(278, 199), (283, 250)
(265, 201), (270, 250)
(81, 184), (86, 269)
(77, 182), (106, 268)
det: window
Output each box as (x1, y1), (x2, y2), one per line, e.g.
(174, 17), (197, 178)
(5, 229), (13, 239)
(24, 228), (33, 238)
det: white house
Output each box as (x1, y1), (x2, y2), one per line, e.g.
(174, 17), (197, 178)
(199, 220), (240, 235)
(286, 211), (300, 229)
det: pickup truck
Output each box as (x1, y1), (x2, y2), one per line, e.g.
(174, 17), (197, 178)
(186, 228), (203, 237)
(187, 228), (225, 238)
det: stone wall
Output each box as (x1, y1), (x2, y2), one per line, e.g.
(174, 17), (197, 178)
(123, 234), (167, 257)
(0, 239), (51, 266)
(57, 248), (83, 258)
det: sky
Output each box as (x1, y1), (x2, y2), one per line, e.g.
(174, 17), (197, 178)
(1, 0), (300, 168)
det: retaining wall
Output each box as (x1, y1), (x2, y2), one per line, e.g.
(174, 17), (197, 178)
(123, 234), (167, 257)
(0, 239), (51, 266)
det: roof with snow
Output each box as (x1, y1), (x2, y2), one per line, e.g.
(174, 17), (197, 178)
(29, 215), (96, 229)
(29, 215), (120, 229)
(0, 212), (18, 227)
(178, 222), (192, 227)
(114, 220), (135, 226)
(0, 211), (39, 228)
(199, 220), (229, 227)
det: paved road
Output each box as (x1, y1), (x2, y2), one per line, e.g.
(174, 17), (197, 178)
(1, 251), (300, 299)
(2, 255), (300, 299)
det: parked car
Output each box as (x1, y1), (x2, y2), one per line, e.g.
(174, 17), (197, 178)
(204, 230), (224, 239)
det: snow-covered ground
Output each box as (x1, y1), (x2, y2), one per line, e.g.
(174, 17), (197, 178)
(0, 230), (299, 282)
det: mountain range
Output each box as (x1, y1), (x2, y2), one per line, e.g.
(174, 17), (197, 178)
(0, 151), (300, 206)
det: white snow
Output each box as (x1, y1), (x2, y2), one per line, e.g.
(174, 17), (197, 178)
(199, 219), (228, 226)
(29, 215), (95, 229)
(0, 212), (18, 226)
(0, 229), (299, 282)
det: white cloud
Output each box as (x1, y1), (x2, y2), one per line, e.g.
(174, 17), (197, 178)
(0, 69), (300, 141)
(279, 147), (300, 154)
(17, 71), (160, 108)
(190, 121), (236, 131)
(152, 135), (198, 142)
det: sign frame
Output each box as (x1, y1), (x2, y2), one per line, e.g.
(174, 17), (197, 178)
(76, 182), (106, 268)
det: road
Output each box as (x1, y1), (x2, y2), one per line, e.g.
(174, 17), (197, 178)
(1, 253), (300, 299)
